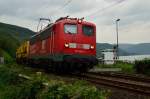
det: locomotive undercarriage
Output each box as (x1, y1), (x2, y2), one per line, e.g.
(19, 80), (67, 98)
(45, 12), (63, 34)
(49, 61), (93, 73)
(28, 60), (95, 73)
(16, 54), (98, 73)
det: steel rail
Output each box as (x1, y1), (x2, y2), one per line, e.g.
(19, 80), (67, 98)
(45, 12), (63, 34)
(72, 73), (150, 95)
(88, 72), (150, 83)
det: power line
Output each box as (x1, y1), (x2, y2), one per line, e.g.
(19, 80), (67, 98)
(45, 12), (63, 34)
(85, 0), (127, 18)
(36, 0), (73, 31)
(62, 0), (73, 8)
(50, 0), (73, 16)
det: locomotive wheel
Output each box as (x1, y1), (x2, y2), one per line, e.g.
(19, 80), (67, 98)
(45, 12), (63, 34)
(70, 62), (75, 72)
(74, 63), (82, 73)
(63, 62), (71, 73)
(66, 62), (77, 73)
(78, 63), (89, 73)
(54, 62), (63, 73)
(61, 62), (68, 73)
(50, 62), (56, 73)
(57, 62), (64, 73)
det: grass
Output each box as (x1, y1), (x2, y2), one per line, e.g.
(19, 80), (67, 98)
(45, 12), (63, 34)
(97, 61), (135, 74)
(0, 63), (110, 99)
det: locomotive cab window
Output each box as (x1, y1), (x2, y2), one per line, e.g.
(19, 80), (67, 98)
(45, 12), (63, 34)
(82, 25), (94, 36)
(64, 24), (77, 34)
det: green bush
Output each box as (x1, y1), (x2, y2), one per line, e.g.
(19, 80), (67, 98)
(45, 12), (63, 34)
(38, 80), (108, 99)
(14, 80), (43, 99)
(134, 59), (150, 75)
(0, 67), (19, 85)
(0, 66), (43, 99)
(0, 80), (43, 99)
(0, 66), (109, 99)
(0, 48), (14, 63)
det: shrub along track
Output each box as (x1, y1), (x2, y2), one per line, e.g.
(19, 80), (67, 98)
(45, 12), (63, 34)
(71, 72), (150, 96)
(14, 64), (150, 96)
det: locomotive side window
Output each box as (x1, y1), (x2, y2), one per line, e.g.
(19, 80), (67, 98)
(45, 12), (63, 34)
(64, 24), (77, 34)
(82, 25), (94, 36)
(41, 39), (46, 50)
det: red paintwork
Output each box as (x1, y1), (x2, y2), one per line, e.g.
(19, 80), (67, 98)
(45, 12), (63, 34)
(29, 18), (96, 58)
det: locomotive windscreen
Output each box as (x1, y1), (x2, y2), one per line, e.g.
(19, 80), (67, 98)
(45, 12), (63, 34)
(82, 25), (94, 36)
(64, 24), (77, 34)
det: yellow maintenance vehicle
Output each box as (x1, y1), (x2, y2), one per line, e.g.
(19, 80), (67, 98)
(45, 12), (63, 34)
(16, 41), (29, 64)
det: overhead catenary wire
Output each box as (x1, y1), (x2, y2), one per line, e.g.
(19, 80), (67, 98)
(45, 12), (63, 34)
(36, 0), (73, 32)
(85, 0), (127, 18)
(50, 0), (73, 16)
(61, 0), (73, 9)
(81, 0), (127, 45)
(50, 0), (126, 21)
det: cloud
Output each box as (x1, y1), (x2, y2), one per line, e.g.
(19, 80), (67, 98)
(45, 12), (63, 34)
(0, 0), (150, 43)
(0, 0), (67, 20)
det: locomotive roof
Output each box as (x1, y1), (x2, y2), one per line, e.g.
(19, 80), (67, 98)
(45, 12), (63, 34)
(30, 17), (95, 39)
(30, 23), (54, 39)
(55, 17), (96, 26)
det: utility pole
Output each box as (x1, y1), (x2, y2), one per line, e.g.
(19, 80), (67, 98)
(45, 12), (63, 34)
(116, 19), (120, 60)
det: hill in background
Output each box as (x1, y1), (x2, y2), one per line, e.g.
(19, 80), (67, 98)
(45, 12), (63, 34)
(96, 43), (131, 58)
(119, 43), (150, 55)
(0, 22), (34, 62)
(96, 43), (150, 58)
(0, 22), (34, 42)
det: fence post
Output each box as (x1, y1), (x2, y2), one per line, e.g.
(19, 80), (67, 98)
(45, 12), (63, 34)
(0, 57), (4, 64)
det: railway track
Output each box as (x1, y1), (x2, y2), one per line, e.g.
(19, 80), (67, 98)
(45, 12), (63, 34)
(73, 72), (150, 95)
(89, 72), (150, 83)
(22, 66), (150, 95)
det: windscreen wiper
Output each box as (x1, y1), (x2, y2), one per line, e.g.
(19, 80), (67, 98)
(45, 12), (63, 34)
(67, 31), (73, 34)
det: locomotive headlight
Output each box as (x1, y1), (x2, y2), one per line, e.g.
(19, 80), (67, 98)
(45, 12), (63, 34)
(90, 45), (94, 49)
(65, 43), (69, 48)
(78, 20), (82, 24)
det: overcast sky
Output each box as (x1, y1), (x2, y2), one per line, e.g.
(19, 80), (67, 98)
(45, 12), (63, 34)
(0, 0), (150, 44)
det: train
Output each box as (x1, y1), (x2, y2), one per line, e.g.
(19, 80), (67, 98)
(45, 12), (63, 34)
(16, 17), (98, 72)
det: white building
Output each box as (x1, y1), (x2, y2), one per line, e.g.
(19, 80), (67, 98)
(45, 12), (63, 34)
(101, 49), (115, 64)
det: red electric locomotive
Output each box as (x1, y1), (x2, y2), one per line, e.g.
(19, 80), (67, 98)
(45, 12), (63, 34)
(28, 17), (98, 72)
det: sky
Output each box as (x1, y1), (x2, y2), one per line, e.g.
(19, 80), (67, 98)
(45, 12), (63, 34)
(0, 0), (150, 44)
